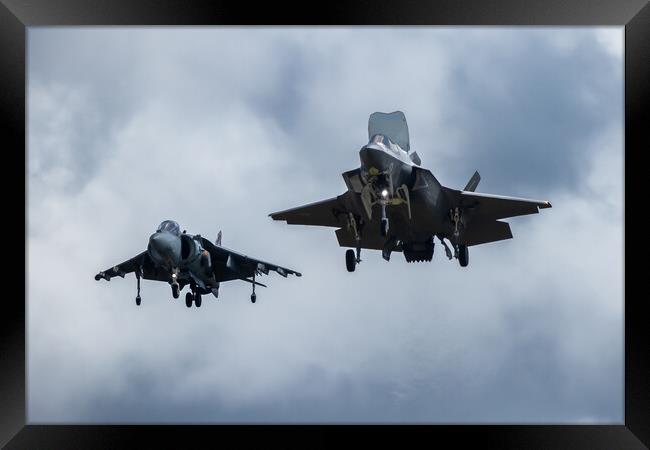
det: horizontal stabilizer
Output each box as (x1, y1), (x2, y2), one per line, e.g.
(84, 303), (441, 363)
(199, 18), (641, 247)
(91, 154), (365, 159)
(463, 220), (512, 246)
(335, 227), (387, 251)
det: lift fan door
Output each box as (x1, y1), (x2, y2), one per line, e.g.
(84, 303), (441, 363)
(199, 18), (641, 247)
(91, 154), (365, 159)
(368, 111), (410, 152)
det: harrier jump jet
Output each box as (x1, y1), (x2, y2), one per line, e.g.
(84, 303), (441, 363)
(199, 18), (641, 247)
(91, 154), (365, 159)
(95, 220), (301, 307)
(270, 111), (551, 271)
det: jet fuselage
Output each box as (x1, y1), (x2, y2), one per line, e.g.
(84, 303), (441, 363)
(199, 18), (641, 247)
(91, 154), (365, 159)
(146, 221), (217, 294)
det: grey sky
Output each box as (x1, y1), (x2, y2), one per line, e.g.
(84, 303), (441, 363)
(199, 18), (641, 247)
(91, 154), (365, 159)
(27, 27), (623, 423)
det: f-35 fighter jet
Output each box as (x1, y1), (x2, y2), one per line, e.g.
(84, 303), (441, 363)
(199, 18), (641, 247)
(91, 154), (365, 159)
(95, 220), (301, 307)
(270, 111), (551, 271)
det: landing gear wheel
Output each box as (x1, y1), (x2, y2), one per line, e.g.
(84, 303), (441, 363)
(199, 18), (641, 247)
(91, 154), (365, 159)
(345, 249), (356, 272)
(251, 293), (257, 303)
(185, 292), (193, 308)
(458, 244), (469, 267)
(172, 283), (179, 299)
(135, 295), (141, 306)
(195, 294), (202, 307)
(380, 218), (389, 237)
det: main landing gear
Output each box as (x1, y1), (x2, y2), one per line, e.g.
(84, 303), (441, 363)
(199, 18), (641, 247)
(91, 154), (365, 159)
(250, 273), (257, 303)
(345, 213), (363, 272)
(447, 208), (469, 267)
(185, 291), (202, 308)
(346, 249), (356, 272)
(135, 273), (142, 306)
(457, 244), (469, 267)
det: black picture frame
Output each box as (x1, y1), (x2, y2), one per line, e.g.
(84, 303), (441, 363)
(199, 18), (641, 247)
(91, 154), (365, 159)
(2, 0), (647, 448)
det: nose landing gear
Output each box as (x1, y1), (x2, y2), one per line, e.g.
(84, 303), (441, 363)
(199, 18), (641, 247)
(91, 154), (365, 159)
(170, 269), (180, 299)
(380, 203), (389, 237)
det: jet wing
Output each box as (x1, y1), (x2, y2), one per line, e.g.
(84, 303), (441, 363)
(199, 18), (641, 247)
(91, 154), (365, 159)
(269, 191), (356, 228)
(200, 237), (301, 282)
(95, 251), (171, 282)
(443, 187), (552, 220)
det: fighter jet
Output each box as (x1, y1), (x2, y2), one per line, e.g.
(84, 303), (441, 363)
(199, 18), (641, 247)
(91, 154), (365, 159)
(270, 111), (551, 271)
(95, 220), (301, 307)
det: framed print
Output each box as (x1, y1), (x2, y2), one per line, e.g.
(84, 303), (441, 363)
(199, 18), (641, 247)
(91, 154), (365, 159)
(2, 0), (648, 448)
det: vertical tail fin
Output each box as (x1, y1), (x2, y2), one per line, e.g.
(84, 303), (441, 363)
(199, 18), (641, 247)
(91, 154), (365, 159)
(216, 230), (222, 246)
(464, 171), (481, 192)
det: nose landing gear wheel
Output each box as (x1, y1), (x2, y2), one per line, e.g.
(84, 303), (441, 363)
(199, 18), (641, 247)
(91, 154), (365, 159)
(251, 293), (257, 303)
(458, 244), (469, 267)
(345, 249), (356, 272)
(185, 292), (193, 308)
(172, 283), (180, 299)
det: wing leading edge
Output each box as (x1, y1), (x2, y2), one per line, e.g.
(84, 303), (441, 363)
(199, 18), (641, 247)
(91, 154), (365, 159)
(443, 187), (552, 221)
(95, 251), (171, 282)
(200, 237), (301, 282)
(269, 186), (358, 228)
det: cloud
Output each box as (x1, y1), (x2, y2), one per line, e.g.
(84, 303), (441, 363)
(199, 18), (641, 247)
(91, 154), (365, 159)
(27, 27), (622, 423)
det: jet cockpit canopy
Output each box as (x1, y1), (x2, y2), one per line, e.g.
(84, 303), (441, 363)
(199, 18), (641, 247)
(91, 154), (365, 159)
(368, 133), (405, 154)
(157, 220), (180, 236)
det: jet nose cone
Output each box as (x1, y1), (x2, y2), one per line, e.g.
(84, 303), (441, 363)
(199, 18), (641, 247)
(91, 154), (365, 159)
(360, 146), (389, 173)
(148, 232), (180, 264)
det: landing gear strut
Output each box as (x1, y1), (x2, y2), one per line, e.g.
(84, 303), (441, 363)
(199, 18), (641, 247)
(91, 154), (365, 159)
(251, 273), (257, 303)
(135, 273), (141, 306)
(170, 270), (179, 299)
(346, 213), (362, 272)
(450, 207), (461, 240)
(380, 203), (389, 237)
